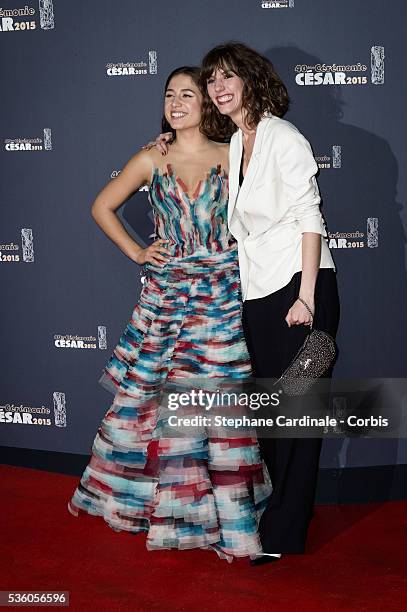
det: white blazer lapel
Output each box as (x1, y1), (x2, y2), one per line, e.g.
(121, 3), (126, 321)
(227, 130), (242, 227)
(234, 115), (271, 213)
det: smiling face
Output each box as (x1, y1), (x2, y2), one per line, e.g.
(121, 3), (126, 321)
(206, 66), (244, 122)
(164, 73), (203, 131)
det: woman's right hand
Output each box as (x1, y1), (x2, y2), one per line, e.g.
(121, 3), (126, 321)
(141, 132), (173, 156)
(134, 239), (171, 266)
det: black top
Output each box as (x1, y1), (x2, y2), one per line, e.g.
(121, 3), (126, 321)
(239, 153), (244, 187)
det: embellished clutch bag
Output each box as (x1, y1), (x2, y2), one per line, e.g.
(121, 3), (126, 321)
(275, 298), (337, 396)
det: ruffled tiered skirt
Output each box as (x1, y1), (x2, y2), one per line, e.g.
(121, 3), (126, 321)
(68, 246), (271, 560)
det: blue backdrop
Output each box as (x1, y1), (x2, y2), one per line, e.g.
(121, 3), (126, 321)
(1, 0), (406, 473)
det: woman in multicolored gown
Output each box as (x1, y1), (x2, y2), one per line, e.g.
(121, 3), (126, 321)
(68, 67), (271, 561)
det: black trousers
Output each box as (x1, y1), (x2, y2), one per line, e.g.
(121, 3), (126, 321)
(242, 269), (340, 553)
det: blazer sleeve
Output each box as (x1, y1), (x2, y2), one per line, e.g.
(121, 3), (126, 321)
(276, 123), (327, 236)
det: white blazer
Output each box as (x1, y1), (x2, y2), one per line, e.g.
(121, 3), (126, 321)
(228, 113), (336, 301)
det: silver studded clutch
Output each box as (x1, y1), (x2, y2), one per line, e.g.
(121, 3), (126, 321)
(276, 299), (337, 396)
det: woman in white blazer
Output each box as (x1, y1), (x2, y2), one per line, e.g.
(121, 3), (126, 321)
(200, 42), (340, 565)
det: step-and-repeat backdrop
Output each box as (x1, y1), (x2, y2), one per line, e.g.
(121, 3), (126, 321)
(1, 0), (406, 471)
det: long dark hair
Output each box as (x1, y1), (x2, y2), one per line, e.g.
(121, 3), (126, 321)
(199, 41), (290, 140)
(161, 66), (203, 142)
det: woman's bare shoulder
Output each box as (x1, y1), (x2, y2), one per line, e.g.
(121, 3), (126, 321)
(146, 142), (178, 168)
(211, 141), (230, 151)
(124, 147), (168, 183)
(210, 141), (229, 164)
(125, 147), (154, 167)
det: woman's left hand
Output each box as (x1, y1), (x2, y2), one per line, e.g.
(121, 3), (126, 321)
(285, 298), (314, 327)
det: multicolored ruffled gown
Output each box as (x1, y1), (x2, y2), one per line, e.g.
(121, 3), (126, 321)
(68, 163), (271, 560)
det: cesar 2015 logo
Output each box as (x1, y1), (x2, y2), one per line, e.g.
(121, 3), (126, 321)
(0, 1), (55, 32)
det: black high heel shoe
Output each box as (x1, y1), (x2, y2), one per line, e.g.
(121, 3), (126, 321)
(250, 554), (281, 567)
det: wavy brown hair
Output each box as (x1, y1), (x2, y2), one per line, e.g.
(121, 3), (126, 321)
(199, 42), (290, 140)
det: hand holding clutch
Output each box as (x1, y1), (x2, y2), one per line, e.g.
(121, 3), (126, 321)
(277, 298), (337, 396)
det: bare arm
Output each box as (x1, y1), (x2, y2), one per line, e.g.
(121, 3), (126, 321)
(285, 232), (321, 328)
(91, 150), (170, 265)
(298, 232), (321, 307)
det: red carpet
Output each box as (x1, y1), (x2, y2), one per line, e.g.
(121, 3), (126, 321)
(1, 464), (406, 611)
